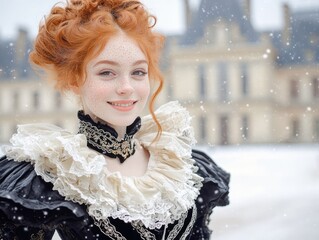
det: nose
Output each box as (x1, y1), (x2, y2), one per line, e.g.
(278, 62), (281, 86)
(116, 77), (134, 95)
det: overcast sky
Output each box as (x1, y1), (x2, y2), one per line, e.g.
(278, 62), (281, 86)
(0, 0), (319, 39)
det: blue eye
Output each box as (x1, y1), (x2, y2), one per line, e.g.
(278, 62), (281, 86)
(133, 70), (147, 76)
(99, 71), (114, 76)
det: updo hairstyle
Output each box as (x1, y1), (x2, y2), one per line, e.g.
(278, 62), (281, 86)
(30, 0), (165, 138)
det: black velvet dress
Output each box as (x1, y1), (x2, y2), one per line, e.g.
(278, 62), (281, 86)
(0, 102), (230, 240)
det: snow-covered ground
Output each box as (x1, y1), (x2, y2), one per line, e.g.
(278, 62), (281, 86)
(2, 144), (319, 239)
(204, 144), (319, 240)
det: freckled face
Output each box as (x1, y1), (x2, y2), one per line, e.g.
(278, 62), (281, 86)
(79, 33), (150, 128)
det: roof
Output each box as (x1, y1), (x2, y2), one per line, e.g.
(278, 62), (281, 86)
(272, 10), (319, 66)
(180, 0), (259, 45)
(0, 33), (33, 80)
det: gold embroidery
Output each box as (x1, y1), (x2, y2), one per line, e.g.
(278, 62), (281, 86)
(30, 229), (45, 240)
(79, 119), (137, 161)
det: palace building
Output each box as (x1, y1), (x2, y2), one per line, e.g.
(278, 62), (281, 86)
(0, 0), (318, 145)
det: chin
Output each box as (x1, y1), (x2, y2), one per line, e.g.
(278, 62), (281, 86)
(103, 115), (139, 127)
(116, 118), (139, 127)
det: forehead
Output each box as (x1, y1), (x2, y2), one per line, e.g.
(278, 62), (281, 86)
(93, 33), (147, 63)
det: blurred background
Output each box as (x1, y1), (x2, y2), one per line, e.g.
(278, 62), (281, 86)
(0, 0), (319, 239)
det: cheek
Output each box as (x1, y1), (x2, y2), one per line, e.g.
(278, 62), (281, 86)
(82, 81), (111, 102)
(137, 81), (150, 99)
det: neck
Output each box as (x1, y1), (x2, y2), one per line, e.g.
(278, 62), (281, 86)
(87, 113), (127, 139)
(108, 124), (127, 139)
(77, 110), (142, 163)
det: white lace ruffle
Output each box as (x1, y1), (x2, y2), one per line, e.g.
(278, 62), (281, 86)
(3, 101), (203, 229)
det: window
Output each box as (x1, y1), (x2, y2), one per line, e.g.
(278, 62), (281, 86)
(240, 63), (249, 96)
(218, 62), (228, 102)
(315, 118), (319, 140)
(13, 91), (19, 110)
(33, 91), (39, 109)
(291, 118), (300, 140)
(309, 34), (319, 46)
(199, 64), (206, 99)
(200, 115), (207, 142)
(305, 50), (315, 62)
(241, 115), (249, 141)
(55, 92), (62, 109)
(313, 77), (319, 98)
(290, 79), (299, 100)
(220, 115), (229, 145)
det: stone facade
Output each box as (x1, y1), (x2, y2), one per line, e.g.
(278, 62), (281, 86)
(159, 0), (319, 144)
(0, 79), (78, 142)
(0, 0), (318, 145)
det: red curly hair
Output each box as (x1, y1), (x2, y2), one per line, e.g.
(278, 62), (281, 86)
(30, 0), (165, 138)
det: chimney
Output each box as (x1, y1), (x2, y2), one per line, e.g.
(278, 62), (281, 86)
(15, 28), (28, 61)
(15, 28), (29, 78)
(282, 3), (291, 44)
(184, 0), (192, 28)
(243, 0), (251, 20)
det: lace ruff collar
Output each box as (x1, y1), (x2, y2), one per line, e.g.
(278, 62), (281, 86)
(77, 111), (141, 163)
(4, 101), (203, 229)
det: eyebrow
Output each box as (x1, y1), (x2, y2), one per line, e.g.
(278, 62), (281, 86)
(93, 59), (148, 67)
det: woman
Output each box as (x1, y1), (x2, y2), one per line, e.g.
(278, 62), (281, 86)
(0, 0), (230, 239)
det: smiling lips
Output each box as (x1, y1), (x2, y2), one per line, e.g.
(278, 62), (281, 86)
(108, 100), (137, 111)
